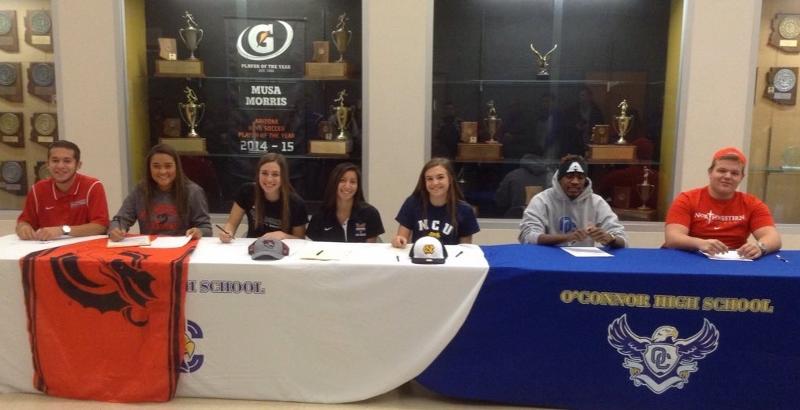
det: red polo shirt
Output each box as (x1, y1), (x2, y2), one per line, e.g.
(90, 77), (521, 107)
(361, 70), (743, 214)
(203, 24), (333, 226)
(18, 173), (109, 230)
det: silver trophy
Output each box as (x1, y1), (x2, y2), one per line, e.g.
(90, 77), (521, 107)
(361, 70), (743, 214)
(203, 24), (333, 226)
(332, 90), (352, 141)
(612, 99), (633, 145)
(529, 43), (557, 79)
(178, 86), (205, 138)
(483, 100), (502, 144)
(637, 166), (655, 210)
(331, 13), (352, 63)
(179, 11), (203, 60)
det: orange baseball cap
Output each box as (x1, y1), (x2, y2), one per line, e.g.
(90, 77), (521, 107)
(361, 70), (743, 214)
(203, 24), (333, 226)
(713, 146), (746, 166)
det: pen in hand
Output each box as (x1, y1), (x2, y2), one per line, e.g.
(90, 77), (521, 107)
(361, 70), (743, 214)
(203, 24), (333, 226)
(215, 224), (231, 236)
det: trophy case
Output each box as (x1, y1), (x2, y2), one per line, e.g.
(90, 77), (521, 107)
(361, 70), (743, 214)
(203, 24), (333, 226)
(144, 0), (361, 213)
(431, 0), (671, 220)
(0, 0), (54, 211)
(748, 0), (800, 223)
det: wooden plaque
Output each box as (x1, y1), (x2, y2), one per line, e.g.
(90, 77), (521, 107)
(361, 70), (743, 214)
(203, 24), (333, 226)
(154, 59), (205, 77)
(587, 144), (637, 161)
(312, 41), (330, 63)
(158, 38), (178, 61)
(24, 9), (52, 53)
(305, 62), (348, 79)
(0, 112), (23, 147)
(456, 143), (503, 161)
(0, 62), (22, 102)
(769, 14), (800, 53)
(460, 121), (478, 143)
(159, 137), (207, 155)
(30, 112), (57, 146)
(764, 67), (797, 105)
(613, 186), (631, 209)
(162, 118), (182, 137)
(309, 139), (351, 155)
(0, 11), (19, 52)
(27, 62), (55, 103)
(0, 160), (27, 196)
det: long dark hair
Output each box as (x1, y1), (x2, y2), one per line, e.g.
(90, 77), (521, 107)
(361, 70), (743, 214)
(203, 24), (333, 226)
(321, 162), (365, 213)
(253, 153), (295, 233)
(412, 157), (464, 230)
(141, 143), (189, 221)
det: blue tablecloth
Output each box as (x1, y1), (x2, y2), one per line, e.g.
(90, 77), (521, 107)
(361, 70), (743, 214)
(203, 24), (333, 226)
(417, 245), (800, 410)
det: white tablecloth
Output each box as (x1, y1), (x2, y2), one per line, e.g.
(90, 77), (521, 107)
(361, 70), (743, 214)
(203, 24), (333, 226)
(0, 235), (488, 403)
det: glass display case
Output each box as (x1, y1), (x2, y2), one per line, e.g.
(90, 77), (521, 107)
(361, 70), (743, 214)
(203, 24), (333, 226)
(432, 0), (673, 220)
(143, 0), (361, 213)
(0, 0), (55, 210)
(748, 0), (800, 223)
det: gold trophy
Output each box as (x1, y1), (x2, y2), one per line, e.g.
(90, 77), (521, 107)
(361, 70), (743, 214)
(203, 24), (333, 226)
(529, 43), (557, 79)
(179, 11), (203, 60)
(612, 99), (633, 144)
(332, 89), (351, 141)
(179, 86), (205, 138)
(331, 13), (352, 63)
(637, 166), (655, 210)
(483, 100), (502, 144)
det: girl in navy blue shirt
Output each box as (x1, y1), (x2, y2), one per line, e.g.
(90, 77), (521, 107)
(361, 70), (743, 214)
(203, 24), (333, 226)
(392, 157), (480, 247)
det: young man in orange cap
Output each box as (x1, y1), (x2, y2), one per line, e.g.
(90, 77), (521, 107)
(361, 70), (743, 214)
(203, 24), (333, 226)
(664, 146), (781, 259)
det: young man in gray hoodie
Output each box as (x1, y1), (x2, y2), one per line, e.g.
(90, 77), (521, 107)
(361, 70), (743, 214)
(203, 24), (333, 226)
(519, 155), (627, 248)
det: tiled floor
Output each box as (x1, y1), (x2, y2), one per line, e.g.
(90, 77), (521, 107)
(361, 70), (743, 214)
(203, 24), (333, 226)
(0, 382), (552, 409)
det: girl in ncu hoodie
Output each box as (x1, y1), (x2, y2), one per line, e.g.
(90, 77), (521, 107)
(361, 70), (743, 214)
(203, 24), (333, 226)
(519, 155), (627, 248)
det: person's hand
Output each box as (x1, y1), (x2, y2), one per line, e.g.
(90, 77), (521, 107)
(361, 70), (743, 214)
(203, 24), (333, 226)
(108, 227), (127, 242)
(34, 226), (62, 241)
(586, 225), (614, 245)
(737, 242), (762, 260)
(567, 229), (589, 243)
(261, 231), (288, 240)
(698, 239), (728, 255)
(186, 227), (202, 240)
(16, 223), (35, 240)
(219, 230), (234, 243)
(392, 235), (408, 248)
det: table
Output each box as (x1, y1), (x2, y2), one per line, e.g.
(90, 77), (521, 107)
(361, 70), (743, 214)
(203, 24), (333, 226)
(0, 235), (488, 403)
(417, 244), (800, 410)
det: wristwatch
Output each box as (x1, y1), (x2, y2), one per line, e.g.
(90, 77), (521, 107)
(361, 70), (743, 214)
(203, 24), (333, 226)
(61, 225), (71, 236)
(757, 241), (768, 254)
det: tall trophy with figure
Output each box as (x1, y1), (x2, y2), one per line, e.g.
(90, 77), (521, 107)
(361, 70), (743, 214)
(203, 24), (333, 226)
(529, 43), (557, 79)
(306, 13), (351, 79)
(613, 99), (633, 145)
(309, 90), (353, 155)
(484, 100), (502, 144)
(637, 166), (655, 210)
(160, 86), (207, 154)
(179, 11), (203, 61)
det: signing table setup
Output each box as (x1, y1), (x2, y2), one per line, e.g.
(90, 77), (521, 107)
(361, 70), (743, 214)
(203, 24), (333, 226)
(0, 235), (488, 403)
(1, 234), (799, 409)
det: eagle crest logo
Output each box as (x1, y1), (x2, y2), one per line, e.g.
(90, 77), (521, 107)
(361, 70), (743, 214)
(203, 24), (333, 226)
(607, 314), (719, 394)
(422, 244), (435, 255)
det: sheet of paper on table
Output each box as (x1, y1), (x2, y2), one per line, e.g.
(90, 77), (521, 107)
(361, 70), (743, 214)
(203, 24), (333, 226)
(701, 250), (752, 261)
(561, 246), (613, 257)
(297, 246), (352, 261)
(106, 235), (151, 248)
(149, 236), (191, 249)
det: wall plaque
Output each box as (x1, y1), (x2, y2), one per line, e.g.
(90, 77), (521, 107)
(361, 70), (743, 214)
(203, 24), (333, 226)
(0, 10), (19, 52)
(769, 14), (800, 53)
(25, 9), (52, 52)
(765, 67), (797, 105)
(0, 112), (23, 147)
(30, 112), (57, 145)
(0, 160), (27, 195)
(0, 62), (22, 102)
(27, 62), (55, 102)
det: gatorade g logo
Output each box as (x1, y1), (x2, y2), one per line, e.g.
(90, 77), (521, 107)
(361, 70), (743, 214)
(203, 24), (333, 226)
(236, 21), (294, 61)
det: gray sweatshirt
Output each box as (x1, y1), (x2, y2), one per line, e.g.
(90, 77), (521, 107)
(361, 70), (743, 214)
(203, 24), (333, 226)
(519, 173), (627, 247)
(110, 181), (212, 236)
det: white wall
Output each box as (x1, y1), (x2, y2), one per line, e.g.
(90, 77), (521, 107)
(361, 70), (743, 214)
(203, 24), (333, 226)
(4, 0), (800, 248)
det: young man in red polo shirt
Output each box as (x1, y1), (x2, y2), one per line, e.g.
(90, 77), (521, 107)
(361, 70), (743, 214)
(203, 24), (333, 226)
(664, 146), (781, 259)
(16, 140), (109, 240)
